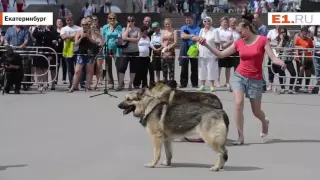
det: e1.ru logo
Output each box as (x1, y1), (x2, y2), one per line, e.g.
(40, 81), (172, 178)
(268, 13), (318, 26)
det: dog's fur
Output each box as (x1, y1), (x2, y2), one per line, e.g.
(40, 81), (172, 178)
(145, 80), (223, 109)
(118, 91), (229, 171)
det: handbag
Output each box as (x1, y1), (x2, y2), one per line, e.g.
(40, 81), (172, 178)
(187, 43), (199, 58)
(186, 28), (203, 58)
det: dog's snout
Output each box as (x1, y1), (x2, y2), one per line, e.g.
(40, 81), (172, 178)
(118, 102), (125, 109)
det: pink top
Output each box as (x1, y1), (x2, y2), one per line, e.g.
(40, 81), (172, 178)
(234, 36), (267, 80)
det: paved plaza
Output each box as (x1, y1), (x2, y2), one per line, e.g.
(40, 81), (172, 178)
(1, 57), (320, 180)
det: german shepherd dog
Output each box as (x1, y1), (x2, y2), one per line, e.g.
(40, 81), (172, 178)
(118, 91), (229, 171)
(146, 80), (223, 109)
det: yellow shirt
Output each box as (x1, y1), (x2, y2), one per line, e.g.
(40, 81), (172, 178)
(62, 39), (74, 58)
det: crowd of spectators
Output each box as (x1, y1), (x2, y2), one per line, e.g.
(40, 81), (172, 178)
(0, 9), (320, 94)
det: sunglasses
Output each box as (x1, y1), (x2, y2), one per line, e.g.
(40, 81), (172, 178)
(109, 18), (115, 20)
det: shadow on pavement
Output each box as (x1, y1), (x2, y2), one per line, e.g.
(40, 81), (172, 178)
(168, 163), (263, 171)
(250, 139), (320, 145)
(0, 164), (28, 171)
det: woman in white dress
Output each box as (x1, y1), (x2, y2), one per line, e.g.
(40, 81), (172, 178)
(192, 16), (220, 92)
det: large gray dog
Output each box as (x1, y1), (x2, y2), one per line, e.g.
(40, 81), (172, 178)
(118, 90), (229, 171)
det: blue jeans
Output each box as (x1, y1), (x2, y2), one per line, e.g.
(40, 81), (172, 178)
(231, 71), (264, 99)
(313, 54), (320, 84)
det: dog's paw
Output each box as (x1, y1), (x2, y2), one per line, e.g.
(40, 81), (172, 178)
(160, 160), (172, 167)
(144, 163), (156, 168)
(209, 165), (220, 172)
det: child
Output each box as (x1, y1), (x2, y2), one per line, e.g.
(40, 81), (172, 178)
(183, 0), (189, 13)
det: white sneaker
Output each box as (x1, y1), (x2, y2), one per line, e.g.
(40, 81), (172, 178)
(267, 84), (272, 91)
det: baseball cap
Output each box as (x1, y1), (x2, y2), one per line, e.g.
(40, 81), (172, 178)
(152, 22), (160, 28)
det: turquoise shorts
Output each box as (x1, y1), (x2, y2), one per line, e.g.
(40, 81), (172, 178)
(231, 71), (263, 99)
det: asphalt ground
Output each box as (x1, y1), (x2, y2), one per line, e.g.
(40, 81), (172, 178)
(1, 51), (320, 180)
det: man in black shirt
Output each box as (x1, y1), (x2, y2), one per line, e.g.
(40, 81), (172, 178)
(0, 46), (23, 94)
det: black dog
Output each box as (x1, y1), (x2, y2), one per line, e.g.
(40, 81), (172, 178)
(0, 46), (23, 94)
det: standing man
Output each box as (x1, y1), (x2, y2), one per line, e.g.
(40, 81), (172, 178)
(60, 14), (81, 89)
(179, 14), (200, 88)
(4, 26), (28, 48)
(253, 13), (268, 36)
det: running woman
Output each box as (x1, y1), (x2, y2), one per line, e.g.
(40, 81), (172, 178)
(199, 19), (286, 145)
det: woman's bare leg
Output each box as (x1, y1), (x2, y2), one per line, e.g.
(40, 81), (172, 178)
(225, 68), (231, 87)
(94, 60), (103, 89)
(85, 63), (94, 91)
(249, 98), (269, 137)
(70, 64), (83, 91)
(129, 73), (136, 89)
(233, 89), (245, 144)
(209, 80), (215, 88)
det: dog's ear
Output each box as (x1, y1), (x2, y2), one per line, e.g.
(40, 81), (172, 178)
(148, 83), (156, 89)
(166, 80), (177, 89)
(142, 98), (163, 119)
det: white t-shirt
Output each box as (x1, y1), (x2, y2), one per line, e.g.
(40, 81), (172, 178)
(138, 36), (150, 57)
(198, 27), (220, 58)
(314, 36), (320, 48)
(229, 28), (240, 41)
(60, 25), (81, 52)
(217, 27), (233, 50)
(267, 29), (279, 46)
(82, 6), (93, 17)
(89, 4), (97, 13)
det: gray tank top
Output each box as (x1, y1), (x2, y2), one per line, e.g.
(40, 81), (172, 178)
(122, 27), (140, 53)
